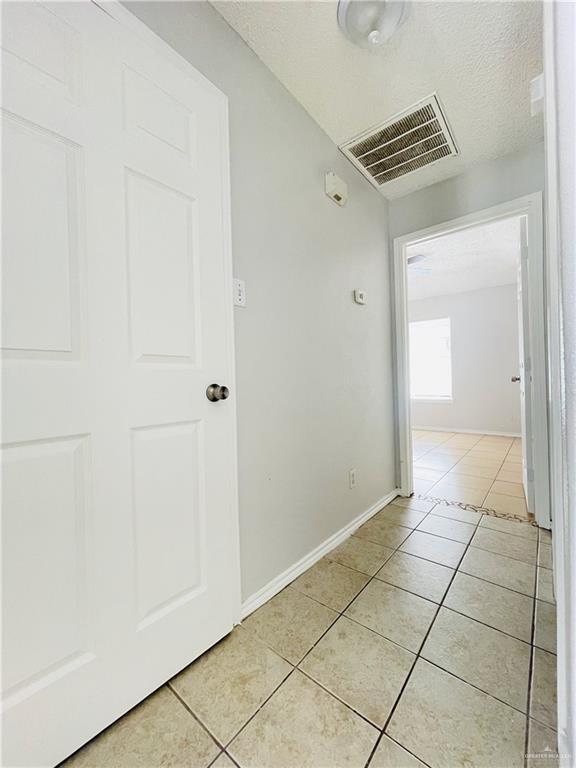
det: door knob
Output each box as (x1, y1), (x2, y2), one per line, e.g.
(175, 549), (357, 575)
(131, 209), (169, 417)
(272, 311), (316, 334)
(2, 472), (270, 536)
(206, 383), (230, 402)
(511, 376), (521, 383)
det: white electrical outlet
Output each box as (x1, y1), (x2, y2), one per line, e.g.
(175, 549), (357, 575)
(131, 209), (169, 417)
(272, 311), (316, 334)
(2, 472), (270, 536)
(233, 278), (246, 307)
(349, 469), (357, 489)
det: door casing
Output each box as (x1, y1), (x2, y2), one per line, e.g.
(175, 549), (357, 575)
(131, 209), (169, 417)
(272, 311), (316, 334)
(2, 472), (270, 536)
(392, 192), (551, 528)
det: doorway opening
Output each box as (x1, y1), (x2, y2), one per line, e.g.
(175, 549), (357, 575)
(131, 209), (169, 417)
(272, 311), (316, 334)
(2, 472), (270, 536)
(393, 194), (551, 529)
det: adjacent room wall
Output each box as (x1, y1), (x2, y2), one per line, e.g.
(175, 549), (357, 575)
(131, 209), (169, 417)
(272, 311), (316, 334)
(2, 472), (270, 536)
(409, 284), (521, 434)
(126, 2), (396, 602)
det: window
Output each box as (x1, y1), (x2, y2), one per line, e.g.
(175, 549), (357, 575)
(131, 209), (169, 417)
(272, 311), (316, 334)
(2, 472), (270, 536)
(409, 318), (453, 400)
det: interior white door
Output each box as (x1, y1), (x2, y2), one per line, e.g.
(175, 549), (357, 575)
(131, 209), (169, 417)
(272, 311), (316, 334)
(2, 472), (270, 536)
(517, 216), (535, 513)
(1, 3), (239, 766)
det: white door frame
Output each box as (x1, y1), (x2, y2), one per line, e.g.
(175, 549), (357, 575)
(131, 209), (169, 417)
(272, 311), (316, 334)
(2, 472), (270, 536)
(392, 192), (551, 528)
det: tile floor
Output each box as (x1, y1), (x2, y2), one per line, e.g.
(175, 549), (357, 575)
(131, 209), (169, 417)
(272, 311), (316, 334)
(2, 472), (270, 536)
(63, 494), (558, 767)
(412, 431), (530, 518)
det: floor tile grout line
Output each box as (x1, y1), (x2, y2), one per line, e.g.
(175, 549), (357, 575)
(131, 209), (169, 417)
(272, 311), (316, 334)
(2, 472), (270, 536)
(418, 655), (532, 718)
(207, 749), (240, 768)
(227, 509), (538, 755)
(375, 560), (536, 601)
(221, 666), (299, 755)
(362, 502), (486, 768)
(426, 602), (534, 647)
(168, 682), (227, 753)
(524, 568), (538, 767)
(295, 666), (385, 732)
(337, 515), (538, 601)
(205, 462), (540, 766)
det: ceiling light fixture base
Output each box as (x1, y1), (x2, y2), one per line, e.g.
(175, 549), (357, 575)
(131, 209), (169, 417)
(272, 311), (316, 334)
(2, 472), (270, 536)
(337, 0), (411, 50)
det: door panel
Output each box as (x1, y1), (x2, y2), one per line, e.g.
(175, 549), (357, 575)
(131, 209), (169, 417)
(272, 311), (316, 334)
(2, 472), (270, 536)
(1, 4), (239, 766)
(131, 421), (205, 630)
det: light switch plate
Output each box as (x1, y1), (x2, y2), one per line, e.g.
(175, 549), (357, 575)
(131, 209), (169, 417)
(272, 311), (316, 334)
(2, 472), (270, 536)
(354, 289), (367, 305)
(233, 278), (246, 307)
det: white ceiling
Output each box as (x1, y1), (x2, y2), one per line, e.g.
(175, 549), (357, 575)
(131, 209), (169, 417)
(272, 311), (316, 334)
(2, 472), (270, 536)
(211, 0), (543, 199)
(406, 217), (520, 300)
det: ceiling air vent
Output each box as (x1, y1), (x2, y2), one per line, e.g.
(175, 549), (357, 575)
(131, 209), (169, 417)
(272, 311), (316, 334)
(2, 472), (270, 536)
(340, 94), (458, 188)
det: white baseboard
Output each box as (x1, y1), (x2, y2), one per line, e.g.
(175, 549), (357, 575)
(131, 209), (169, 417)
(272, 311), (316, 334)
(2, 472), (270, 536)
(240, 488), (400, 620)
(413, 426), (521, 438)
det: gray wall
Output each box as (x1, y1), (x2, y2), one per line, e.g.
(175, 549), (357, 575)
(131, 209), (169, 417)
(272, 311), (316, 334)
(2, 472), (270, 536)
(126, 2), (396, 601)
(409, 285), (521, 435)
(389, 142), (545, 240)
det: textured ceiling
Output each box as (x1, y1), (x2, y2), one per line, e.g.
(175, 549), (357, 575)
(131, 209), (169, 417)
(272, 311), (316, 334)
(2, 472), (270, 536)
(407, 217), (520, 300)
(211, 0), (543, 199)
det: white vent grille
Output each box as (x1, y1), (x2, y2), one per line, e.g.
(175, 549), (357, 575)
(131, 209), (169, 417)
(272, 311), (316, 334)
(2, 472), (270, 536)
(340, 94), (458, 188)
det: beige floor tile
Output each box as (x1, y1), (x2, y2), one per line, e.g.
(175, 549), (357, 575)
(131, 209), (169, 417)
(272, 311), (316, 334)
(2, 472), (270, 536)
(345, 579), (436, 653)
(527, 720), (559, 768)
(377, 504), (428, 529)
(430, 502), (481, 525)
(467, 450), (508, 462)
(444, 572), (533, 642)
(537, 567), (556, 604)
(430, 446), (468, 458)
(539, 528), (552, 543)
(400, 530), (466, 568)
(413, 478), (435, 494)
(212, 753), (236, 768)
(538, 543), (553, 569)
(62, 687), (219, 768)
(416, 514), (476, 544)
(228, 671), (378, 768)
(471, 527), (537, 564)
(368, 736), (427, 768)
(497, 469), (524, 483)
(438, 472), (493, 491)
(457, 454), (503, 468)
(530, 649), (557, 729)
(484, 492), (528, 517)
(414, 454), (459, 472)
(412, 467), (446, 482)
(300, 616), (414, 727)
(391, 497), (436, 513)
(242, 587), (337, 664)
(478, 436), (513, 447)
(451, 463), (499, 479)
(291, 558), (369, 612)
(501, 459), (523, 470)
(375, 551), (453, 603)
(444, 437), (482, 448)
(327, 535), (394, 576)
(170, 626), (291, 745)
(387, 659), (526, 768)
(458, 547), (536, 597)
(421, 608), (530, 711)
(490, 480), (525, 498)
(479, 515), (537, 540)
(427, 480), (487, 506)
(534, 600), (557, 654)
(355, 516), (412, 549)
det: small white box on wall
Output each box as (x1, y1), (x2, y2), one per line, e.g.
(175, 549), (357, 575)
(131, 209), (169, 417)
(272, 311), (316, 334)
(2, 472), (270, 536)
(325, 172), (348, 206)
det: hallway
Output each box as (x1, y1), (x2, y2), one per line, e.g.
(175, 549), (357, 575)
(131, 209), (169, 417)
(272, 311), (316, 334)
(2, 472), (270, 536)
(64, 493), (557, 768)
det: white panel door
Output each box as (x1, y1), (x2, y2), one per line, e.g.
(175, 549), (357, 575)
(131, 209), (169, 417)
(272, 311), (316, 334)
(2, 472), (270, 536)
(1, 3), (240, 766)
